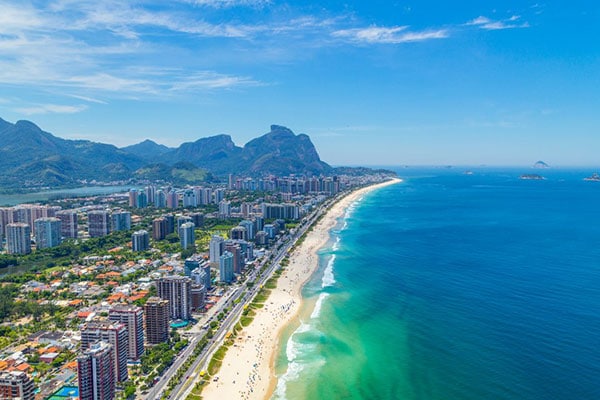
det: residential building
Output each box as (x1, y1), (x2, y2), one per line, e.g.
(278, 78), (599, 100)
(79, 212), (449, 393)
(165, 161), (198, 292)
(218, 200), (231, 218)
(34, 217), (62, 249)
(109, 305), (144, 361)
(87, 210), (110, 237)
(230, 226), (247, 241)
(6, 223), (31, 255)
(179, 222), (195, 250)
(132, 230), (149, 252)
(77, 341), (115, 400)
(81, 321), (128, 382)
(219, 251), (234, 283)
(0, 371), (35, 400)
(111, 211), (131, 231)
(209, 235), (224, 263)
(56, 210), (78, 239)
(152, 217), (168, 241)
(166, 190), (179, 209)
(156, 276), (192, 320)
(154, 190), (167, 208)
(191, 284), (206, 311)
(144, 297), (169, 345)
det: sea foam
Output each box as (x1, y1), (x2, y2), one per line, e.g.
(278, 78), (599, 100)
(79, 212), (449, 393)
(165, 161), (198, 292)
(311, 293), (331, 319)
(321, 255), (336, 288)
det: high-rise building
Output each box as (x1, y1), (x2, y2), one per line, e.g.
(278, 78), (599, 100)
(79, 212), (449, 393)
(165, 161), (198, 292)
(182, 189), (197, 208)
(154, 190), (167, 208)
(111, 211), (131, 232)
(184, 256), (201, 277)
(191, 284), (206, 311)
(209, 235), (224, 263)
(128, 189), (138, 208)
(34, 217), (62, 249)
(145, 186), (156, 205)
(109, 305), (144, 361)
(179, 222), (195, 250)
(81, 321), (128, 382)
(87, 210), (110, 238)
(136, 191), (148, 208)
(163, 214), (175, 234)
(190, 213), (204, 228)
(255, 231), (268, 245)
(6, 223), (31, 255)
(132, 230), (149, 252)
(166, 190), (179, 209)
(0, 371), (35, 400)
(144, 297), (169, 345)
(213, 188), (225, 204)
(190, 261), (212, 290)
(156, 276), (192, 320)
(56, 210), (78, 239)
(219, 251), (234, 283)
(77, 341), (115, 400)
(239, 220), (255, 240)
(199, 188), (212, 205)
(177, 216), (193, 232)
(152, 217), (168, 241)
(218, 200), (231, 218)
(224, 242), (243, 274)
(230, 226), (247, 241)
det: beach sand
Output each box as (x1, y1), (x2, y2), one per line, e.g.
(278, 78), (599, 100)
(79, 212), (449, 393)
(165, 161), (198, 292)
(200, 178), (401, 400)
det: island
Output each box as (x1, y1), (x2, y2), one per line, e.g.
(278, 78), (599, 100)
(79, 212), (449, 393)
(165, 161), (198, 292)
(584, 173), (600, 181)
(520, 174), (545, 180)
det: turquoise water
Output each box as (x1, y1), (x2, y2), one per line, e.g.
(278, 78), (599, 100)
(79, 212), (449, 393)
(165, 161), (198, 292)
(171, 320), (189, 328)
(273, 168), (600, 400)
(49, 385), (78, 399)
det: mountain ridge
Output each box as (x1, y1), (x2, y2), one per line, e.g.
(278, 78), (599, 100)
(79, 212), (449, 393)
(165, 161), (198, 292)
(0, 117), (336, 190)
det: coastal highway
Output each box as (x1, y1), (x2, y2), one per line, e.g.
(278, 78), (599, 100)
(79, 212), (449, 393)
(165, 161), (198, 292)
(168, 201), (330, 400)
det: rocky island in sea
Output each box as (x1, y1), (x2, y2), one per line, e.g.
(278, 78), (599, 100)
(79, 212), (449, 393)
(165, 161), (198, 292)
(520, 174), (545, 180)
(584, 172), (600, 181)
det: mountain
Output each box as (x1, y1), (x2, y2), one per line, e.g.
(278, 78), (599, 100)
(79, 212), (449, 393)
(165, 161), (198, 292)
(533, 160), (550, 169)
(121, 140), (172, 161)
(130, 125), (331, 175)
(0, 118), (144, 188)
(166, 134), (242, 173)
(0, 117), (336, 190)
(240, 125), (330, 174)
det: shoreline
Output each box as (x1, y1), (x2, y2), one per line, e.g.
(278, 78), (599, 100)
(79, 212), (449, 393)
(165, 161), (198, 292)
(200, 178), (401, 400)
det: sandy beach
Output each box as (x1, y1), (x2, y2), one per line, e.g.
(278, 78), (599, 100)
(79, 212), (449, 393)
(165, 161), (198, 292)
(201, 178), (401, 400)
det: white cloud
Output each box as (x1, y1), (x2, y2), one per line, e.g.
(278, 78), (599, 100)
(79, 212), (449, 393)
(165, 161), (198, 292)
(168, 72), (262, 91)
(332, 26), (448, 44)
(180, 0), (271, 8)
(15, 103), (88, 115)
(466, 15), (529, 30)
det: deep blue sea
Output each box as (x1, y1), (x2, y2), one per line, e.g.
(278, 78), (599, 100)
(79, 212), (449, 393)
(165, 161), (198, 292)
(273, 168), (600, 400)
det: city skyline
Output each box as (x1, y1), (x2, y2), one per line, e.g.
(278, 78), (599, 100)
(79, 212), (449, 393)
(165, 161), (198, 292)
(1, 1), (599, 166)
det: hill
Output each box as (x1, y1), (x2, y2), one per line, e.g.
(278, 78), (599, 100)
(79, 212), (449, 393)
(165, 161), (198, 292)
(0, 118), (144, 189)
(0, 118), (335, 190)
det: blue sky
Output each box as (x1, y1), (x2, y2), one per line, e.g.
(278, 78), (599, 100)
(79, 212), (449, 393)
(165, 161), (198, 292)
(0, 1), (599, 166)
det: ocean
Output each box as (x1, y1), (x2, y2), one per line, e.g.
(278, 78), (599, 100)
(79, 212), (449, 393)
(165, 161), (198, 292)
(273, 168), (600, 400)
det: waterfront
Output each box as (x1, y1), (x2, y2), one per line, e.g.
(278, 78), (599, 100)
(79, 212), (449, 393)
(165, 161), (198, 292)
(273, 168), (600, 400)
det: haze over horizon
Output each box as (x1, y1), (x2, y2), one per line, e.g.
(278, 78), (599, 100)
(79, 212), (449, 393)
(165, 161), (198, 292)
(0, 1), (599, 166)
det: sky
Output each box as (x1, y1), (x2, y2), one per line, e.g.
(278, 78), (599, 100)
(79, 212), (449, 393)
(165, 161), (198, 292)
(0, 1), (599, 166)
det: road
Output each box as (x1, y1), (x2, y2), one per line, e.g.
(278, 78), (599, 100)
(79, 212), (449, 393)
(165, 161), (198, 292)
(142, 198), (330, 400)
(169, 202), (329, 400)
